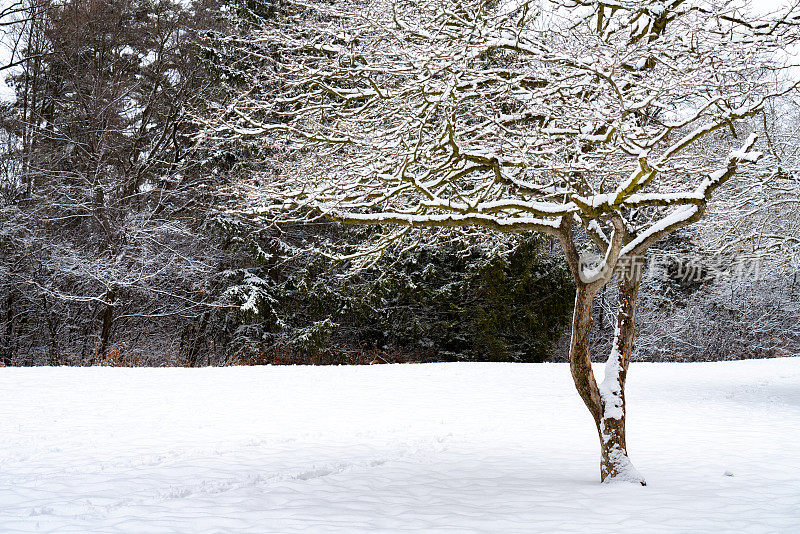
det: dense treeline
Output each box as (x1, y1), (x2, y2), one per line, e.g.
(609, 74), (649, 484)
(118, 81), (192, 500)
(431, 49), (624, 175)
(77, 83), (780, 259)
(0, 0), (798, 366)
(1, 0), (227, 365)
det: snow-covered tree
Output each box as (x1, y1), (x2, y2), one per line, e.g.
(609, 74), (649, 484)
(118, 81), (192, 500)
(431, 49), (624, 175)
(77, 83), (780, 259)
(710, 93), (800, 272)
(0, 0), (236, 365)
(204, 0), (799, 483)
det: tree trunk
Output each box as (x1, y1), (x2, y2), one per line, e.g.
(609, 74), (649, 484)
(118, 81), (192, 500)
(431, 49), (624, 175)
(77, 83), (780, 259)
(2, 292), (15, 366)
(597, 267), (644, 484)
(568, 277), (645, 485)
(42, 294), (60, 366)
(93, 288), (116, 365)
(186, 311), (210, 367)
(569, 285), (603, 422)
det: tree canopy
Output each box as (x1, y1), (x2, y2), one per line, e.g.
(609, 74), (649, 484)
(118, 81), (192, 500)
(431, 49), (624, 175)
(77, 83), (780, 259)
(203, 0), (800, 483)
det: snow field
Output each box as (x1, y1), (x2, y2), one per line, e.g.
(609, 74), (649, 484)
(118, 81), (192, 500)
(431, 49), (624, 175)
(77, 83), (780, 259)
(1, 359), (799, 533)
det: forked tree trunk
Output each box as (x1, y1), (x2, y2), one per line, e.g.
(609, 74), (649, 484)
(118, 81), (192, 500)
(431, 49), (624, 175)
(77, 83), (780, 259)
(569, 268), (645, 485)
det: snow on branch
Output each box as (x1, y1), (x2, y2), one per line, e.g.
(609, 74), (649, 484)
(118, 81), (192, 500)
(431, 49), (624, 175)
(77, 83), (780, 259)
(204, 0), (797, 264)
(621, 134), (764, 257)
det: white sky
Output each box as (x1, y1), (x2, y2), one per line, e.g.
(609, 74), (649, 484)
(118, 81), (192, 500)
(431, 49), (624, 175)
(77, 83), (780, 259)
(0, 0), (20, 101)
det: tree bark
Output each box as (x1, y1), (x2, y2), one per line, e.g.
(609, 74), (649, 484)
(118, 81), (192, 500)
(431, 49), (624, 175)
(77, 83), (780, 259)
(93, 288), (116, 365)
(2, 292), (15, 366)
(186, 311), (210, 367)
(42, 293), (60, 366)
(568, 275), (645, 485)
(569, 285), (603, 422)
(596, 266), (644, 484)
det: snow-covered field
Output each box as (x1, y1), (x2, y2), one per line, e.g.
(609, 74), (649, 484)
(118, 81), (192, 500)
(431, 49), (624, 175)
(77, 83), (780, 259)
(1, 359), (799, 533)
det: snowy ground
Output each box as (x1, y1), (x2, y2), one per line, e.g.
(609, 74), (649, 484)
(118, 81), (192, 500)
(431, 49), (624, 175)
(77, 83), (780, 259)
(1, 359), (799, 533)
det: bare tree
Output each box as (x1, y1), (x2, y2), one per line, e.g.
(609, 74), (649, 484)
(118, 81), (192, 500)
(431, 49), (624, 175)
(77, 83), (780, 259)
(0, 0), (235, 366)
(204, 0), (799, 483)
(0, 1), (51, 74)
(707, 94), (800, 272)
